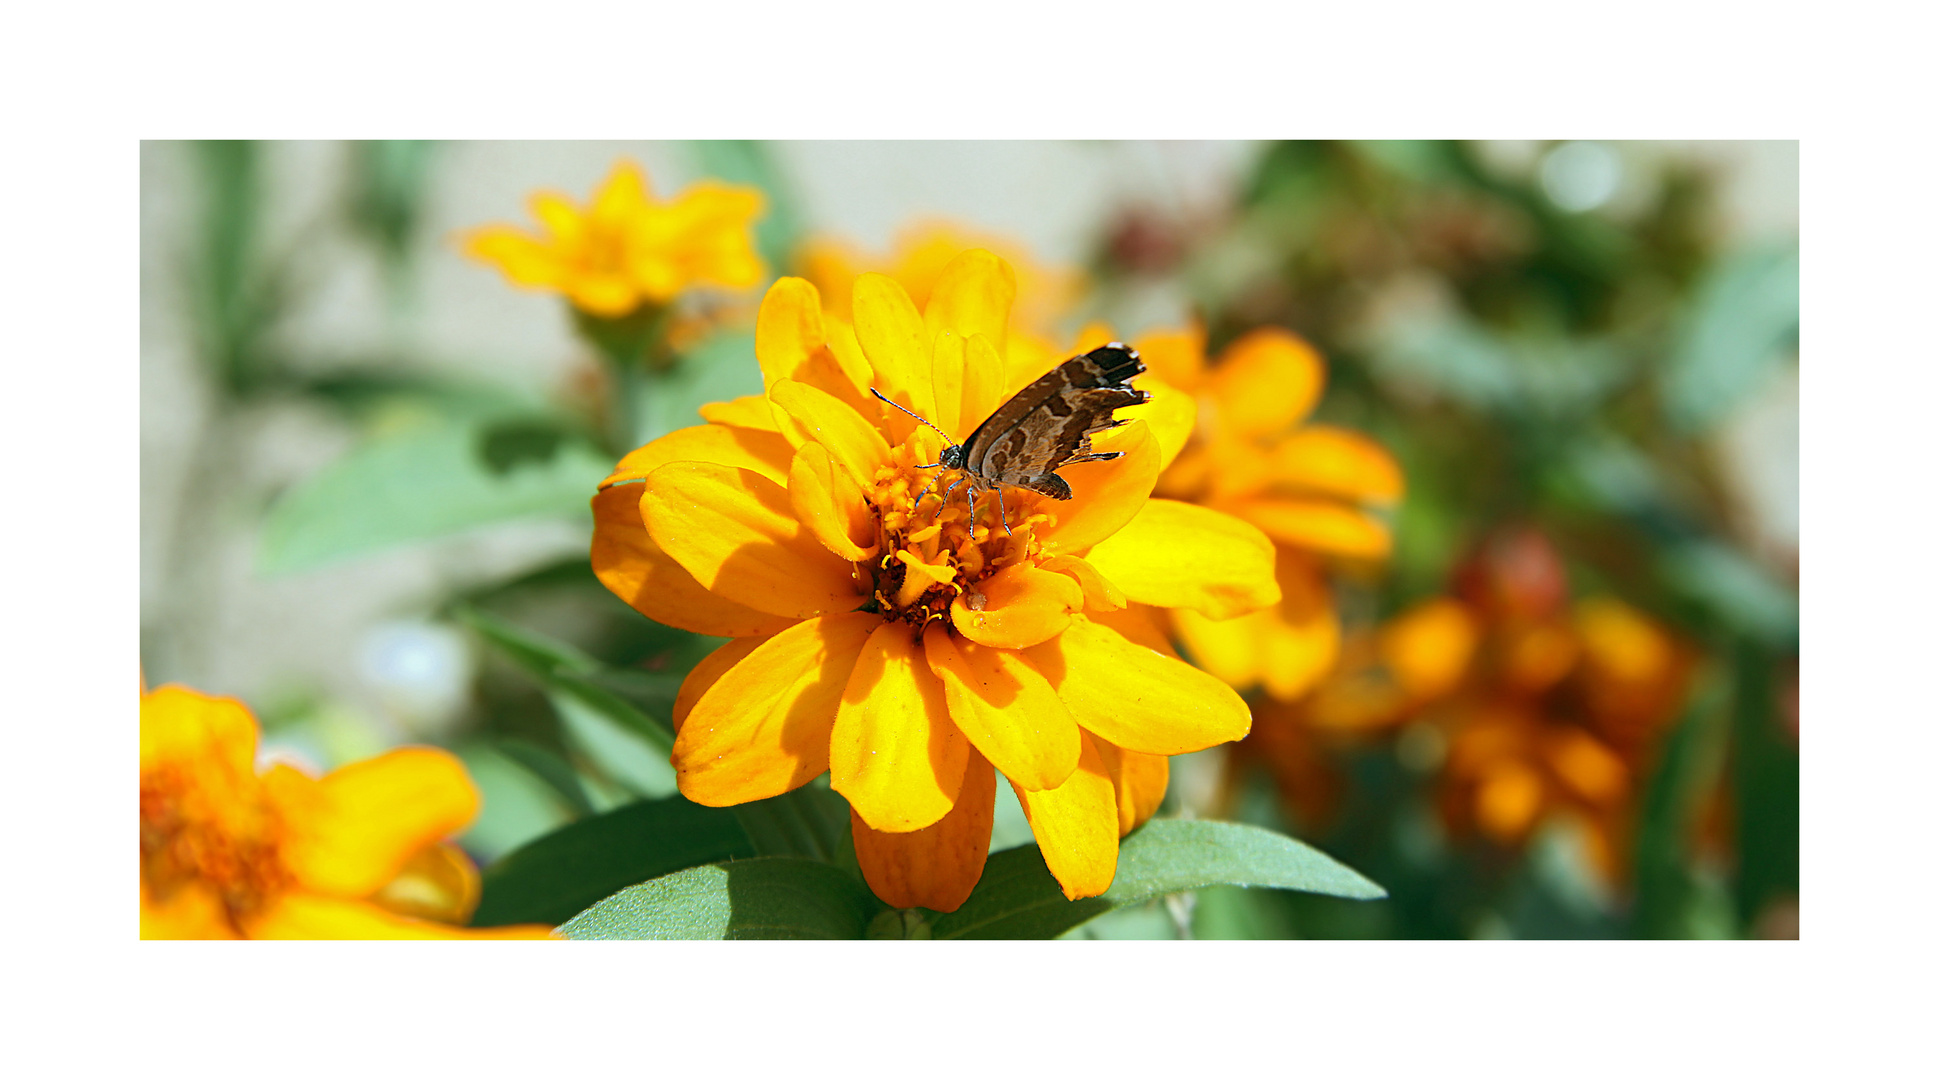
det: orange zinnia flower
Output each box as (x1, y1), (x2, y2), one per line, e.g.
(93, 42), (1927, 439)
(465, 159), (765, 318)
(591, 250), (1280, 909)
(1138, 324), (1403, 701)
(140, 684), (553, 939)
(798, 221), (1081, 341)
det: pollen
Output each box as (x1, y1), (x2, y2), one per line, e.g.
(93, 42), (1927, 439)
(864, 432), (1046, 633)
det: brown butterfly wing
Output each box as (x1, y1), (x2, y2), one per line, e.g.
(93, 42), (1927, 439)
(961, 344), (1149, 500)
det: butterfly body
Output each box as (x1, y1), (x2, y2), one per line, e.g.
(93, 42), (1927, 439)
(874, 343), (1150, 531)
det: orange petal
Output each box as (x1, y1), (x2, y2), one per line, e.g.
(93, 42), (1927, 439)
(246, 893), (554, 939)
(1226, 497), (1393, 560)
(643, 463), (863, 620)
(1037, 422), (1162, 554)
(601, 423), (793, 489)
(142, 881), (242, 940)
(924, 631), (1080, 792)
(1207, 328), (1324, 437)
(285, 748), (479, 898)
(1133, 324), (1209, 394)
(1022, 616), (1250, 756)
(767, 378), (892, 486)
(1378, 597), (1479, 700)
(1011, 733), (1119, 900)
(675, 612), (878, 805)
(1083, 498), (1280, 619)
(951, 562), (1083, 650)
(852, 272), (935, 437)
(1038, 554), (1126, 612)
(1174, 556), (1341, 703)
(1093, 739), (1169, 837)
(788, 442), (879, 561)
(591, 484), (796, 637)
(1269, 426), (1405, 505)
(851, 750), (996, 913)
(673, 635), (770, 735)
(830, 623), (968, 832)
(699, 394), (783, 433)
(140, 684), (258, 774)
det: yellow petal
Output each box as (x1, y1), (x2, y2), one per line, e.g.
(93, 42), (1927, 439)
(1174, 556), (1341, 703)
(1022, 616), (1250, 756)
(1036, 422), (1162, 554)
(246, 893), (554, 939)
(1207, 328), (1324, 437)
(1083, 498), (1280, 619)
(767, 378), (892, 486)
(590, 159), (649, 228)
(699, 394), (783, 433)
(530, 192), (583, 244)
(959, 334), (1008, 443)
(851, 750), (995, 913)
(951, 562), (1083, 650)
(1226, 496), (1394, 560)
(851, 272), (935, 438)
(831, 623), (968, 833)
(1269, 426), (1405, 505)
(673, 635), (770, 735)
(464, 229), (566, 286)
(1011, 733), (1119, 900)
(1093, 739), (1169, 837)
(1138, 375), (1197, 472)
(923, 632), (1080, 792)
(675, 612), (878, 805)
(1088, 603), (1180, 656)
(923, 248), (1016, 354)
(788, 442), (879, 561)
(141, 684), (257, 774)
(929, 330), (968, 439)
(369, 841), (481, 925)
(142, 881), (241, 940)
(643, 463), (863, 620)
(285, 747), (478, 898)
(601, 423), (793, 489)
(591, 484), (796, 637)
(1038, 554), (1126, 612)
(755, 276), (826, 384)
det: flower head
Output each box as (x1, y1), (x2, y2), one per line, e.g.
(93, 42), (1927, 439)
(140, 684), (552, 939)
(591, 250), (1280, 909)
(1142, 325), (1404, 701)
(465, 160), (765, 318)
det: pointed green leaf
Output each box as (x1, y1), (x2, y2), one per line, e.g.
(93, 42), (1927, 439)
(473, 794), (756, 927)
(931, 819), (1385, 940)
(559, 856), (884, 940)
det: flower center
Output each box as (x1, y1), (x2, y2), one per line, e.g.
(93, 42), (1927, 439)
(140, 763), (292, 933)
(862, 434), (1051, 630)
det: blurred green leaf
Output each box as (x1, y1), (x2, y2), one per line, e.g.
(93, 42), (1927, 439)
(1661, 540), (1799, 646)
(930, 819), (1386, 940)
(549, 685), (678, 798)
(559, 857), (883, 940)
(1664, 244), (1799, 433)
(1632, 672), (1732, 938)
(474, 794), (756, 927)
(639, 330), (765, 442)
(494, 736), (595, 820)
(1192, 883), (1297, 940)
(456, 606), (676, 753)
(732, 783), (851, 862)
(259, 415), (608, 575)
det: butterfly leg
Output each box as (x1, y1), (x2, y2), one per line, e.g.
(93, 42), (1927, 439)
(966, 487), (979, 532)
(995, 484), (1012, 536)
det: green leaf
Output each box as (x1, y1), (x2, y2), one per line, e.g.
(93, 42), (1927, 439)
(731, 783), (851, 861)
(474, 794), (757, 927)
(259, 415), (609, 574)
(930, 819), (1386, 940)
(558, 857), (884, 940)
(457, 606), (675, 753)
(1631, 671), (1731, 938)
(639, 331), (766, 443)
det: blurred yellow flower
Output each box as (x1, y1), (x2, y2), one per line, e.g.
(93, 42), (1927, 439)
(590, 250), (1279, 909)
(465, 160), (765, 318)
(140, 684), (554, 939)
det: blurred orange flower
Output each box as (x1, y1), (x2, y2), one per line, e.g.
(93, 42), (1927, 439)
(590, 250), (1279, 909)
(140, 684), (554, 939)
(1139, 325), (1403, 702)
(799, 221), (1081, 338)
(465, 160), (765, 318)
(1258, 529), (1695, 877)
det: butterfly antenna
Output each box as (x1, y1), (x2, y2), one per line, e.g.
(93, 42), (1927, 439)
(869, 387), (956, 445)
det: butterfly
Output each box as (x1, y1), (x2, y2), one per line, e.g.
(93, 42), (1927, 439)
(871, 342), (1150, 534)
